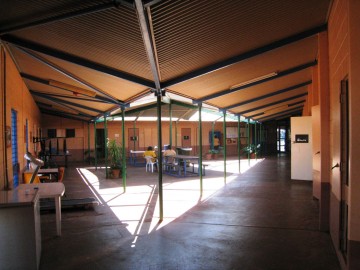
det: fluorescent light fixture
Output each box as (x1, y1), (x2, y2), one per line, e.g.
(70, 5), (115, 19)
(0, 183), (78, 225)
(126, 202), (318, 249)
(49, 80), (96, 97)
(230, 72), (278, 90)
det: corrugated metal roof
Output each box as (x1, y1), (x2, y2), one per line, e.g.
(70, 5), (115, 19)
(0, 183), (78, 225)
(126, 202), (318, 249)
(9, 5), (153, 81)
(0, 0), (332, 122)
(152, 0), (329, 81)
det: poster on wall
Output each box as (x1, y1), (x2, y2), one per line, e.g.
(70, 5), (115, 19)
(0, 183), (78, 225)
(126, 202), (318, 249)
(6, 126), (11, 147)
(226, 127), (247, 138)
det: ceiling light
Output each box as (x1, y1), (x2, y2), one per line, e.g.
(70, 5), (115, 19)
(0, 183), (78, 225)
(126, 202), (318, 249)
(230, 72), (278, 90)
(49, 80), (96, 97)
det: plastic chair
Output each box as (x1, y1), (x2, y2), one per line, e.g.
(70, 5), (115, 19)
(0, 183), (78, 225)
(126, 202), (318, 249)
(144, 156), (157, 172)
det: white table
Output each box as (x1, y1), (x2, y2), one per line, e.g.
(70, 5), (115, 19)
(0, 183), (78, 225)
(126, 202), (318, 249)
(129, 150), (146, 166)
(17, 183), (65, 236)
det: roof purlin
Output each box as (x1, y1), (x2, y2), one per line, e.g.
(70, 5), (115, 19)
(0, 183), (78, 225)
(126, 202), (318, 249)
(21, 73), (116, 104)
(195, 60), (316, 103)
(223, 81), (311, 110)
(237, 93), (308, 115)
(0, 2), (118, 35)
(31, 90), (104, 114)
(15, 46), (125, 105)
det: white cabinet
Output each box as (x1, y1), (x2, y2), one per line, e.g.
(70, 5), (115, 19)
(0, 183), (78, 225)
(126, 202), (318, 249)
(0, 189), (41, 270)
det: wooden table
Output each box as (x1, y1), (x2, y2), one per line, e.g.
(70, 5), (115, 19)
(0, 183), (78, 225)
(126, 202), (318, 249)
(17, 183), (65, 236)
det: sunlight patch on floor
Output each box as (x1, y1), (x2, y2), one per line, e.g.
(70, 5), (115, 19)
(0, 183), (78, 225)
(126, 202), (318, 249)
(77, 158), (264, 239)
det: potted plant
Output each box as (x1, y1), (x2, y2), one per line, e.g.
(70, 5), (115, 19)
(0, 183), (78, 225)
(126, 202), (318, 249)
(243, 144), (260, 159)
(107, 139), (122, 178)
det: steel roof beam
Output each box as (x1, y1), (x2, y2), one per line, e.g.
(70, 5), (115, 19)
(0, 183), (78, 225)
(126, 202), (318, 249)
(255, 105), (304, 120)
(135, 0), (162, 90)
(15, 46), (126, 105)
(0, 1), (120, 35)
(21, 73), (115, 104)
(38, 106), (92, 118)
(259, 110), (303, 122)
(236, 93), (307, 115)
(256, 106), (304, 122)
(223, 80), (311, 110)
(33, 91), (112, 104)
(40, 109), (90, 122)
(31, 90), (103, 113)
(162, 24), (327, 88)
(35, 100), (94, 118)
(195, 60), (316, 103)
(1, 35), (155, 88)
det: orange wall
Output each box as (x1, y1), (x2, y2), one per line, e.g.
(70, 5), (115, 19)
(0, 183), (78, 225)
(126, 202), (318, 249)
(41, 115), (247, 161)
(41, 115), (86, 162)
(1, 46), (42, 189)
(328, 0), (360, 268)
(328, 0), (349, 249)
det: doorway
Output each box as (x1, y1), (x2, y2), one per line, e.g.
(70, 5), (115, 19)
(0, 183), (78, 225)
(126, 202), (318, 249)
(128, 128), (140, 151)
(277, 120), (290, 153)
(96, 129), (105, 158)
(181, 128), (191, 148)
(339, 78), (349, 259)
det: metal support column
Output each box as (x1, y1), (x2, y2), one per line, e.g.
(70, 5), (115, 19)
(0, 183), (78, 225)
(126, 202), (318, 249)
(223, 110), (227, 184)
(198, 103), (203, 196)
(104, 115), (108, 178)
(237, 115), (241, 173)
(94, 121), (97, 170)
(121, 107), (126, 192)
(169, 102), (173, 147)
(88, 122), (90, 165)
(247, 118), (250, 166)
(211, 121), (215, 150)
(156, 92), (164, 221)
(133, 120), (136, 151)
(255, 122), (257, 160)
(175, 121), (178, 148)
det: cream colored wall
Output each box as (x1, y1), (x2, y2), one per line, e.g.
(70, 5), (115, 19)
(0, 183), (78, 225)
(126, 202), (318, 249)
(1, 46), (41, 189)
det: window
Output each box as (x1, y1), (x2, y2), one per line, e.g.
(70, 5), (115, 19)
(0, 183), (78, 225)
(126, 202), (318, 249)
(48, 129), (56, 138)
(66, 129), (75, 138)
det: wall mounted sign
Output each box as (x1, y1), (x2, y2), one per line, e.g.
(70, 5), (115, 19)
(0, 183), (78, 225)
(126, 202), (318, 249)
(183, 136), (189, 140)
(295, 134), (309, 143)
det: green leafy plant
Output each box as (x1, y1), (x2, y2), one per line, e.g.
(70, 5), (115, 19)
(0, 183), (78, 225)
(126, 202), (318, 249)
(243, 144), (261, 155)
(107, 139), (122, 169)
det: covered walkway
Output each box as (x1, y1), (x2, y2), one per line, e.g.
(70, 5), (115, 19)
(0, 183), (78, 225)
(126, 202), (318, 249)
(39, 156), (339, 270)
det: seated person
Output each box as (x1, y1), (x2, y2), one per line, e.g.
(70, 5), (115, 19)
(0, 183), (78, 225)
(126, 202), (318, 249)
(164, 145), (176, 164)
(143, 146), (157, 162)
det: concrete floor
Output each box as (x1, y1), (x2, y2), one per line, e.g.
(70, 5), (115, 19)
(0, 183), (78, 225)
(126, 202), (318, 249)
(39, 155), (340, 270)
